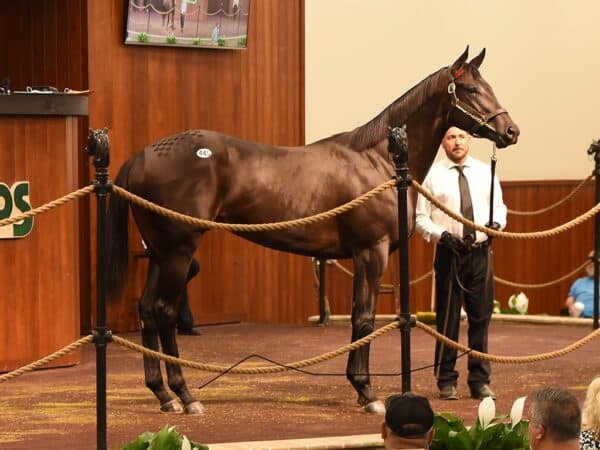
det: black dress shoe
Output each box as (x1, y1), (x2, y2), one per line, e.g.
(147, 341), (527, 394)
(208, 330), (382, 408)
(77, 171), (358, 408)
(439, 385), (459, 400)
(179, 327), (202, 336)
(470, 384), (496, 400)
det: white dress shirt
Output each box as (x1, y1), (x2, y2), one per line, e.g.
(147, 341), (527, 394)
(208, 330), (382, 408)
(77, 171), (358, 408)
(415, 155), (506, 244)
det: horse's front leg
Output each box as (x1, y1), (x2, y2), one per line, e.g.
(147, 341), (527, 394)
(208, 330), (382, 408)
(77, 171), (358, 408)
(156, 256), (205, 415)
(139, 261), (182, 413)
(346, 241), (389, 414)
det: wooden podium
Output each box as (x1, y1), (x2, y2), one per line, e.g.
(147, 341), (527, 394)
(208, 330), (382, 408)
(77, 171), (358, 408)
(0, 93), (87, 372)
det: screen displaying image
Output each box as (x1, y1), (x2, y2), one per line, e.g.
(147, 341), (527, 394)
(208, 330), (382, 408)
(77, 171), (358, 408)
(124, 0), (250, 50)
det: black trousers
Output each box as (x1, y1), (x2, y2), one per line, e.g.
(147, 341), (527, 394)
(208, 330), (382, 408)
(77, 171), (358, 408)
(178, 258), (200, 331)
(434, 243), (493, 389)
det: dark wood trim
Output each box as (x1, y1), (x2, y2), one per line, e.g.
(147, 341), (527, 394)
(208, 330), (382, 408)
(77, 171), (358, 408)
(502, 178), (594, 188)
(0, 93), (88, 116)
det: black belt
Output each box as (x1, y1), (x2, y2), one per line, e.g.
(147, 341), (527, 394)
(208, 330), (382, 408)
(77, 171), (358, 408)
(438, 239), (489, 255)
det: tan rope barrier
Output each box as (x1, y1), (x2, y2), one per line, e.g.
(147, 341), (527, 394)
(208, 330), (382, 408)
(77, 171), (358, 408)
(113, 317), (600, 369)
(0, 335), (93, 383)
(330, 258), (584, 290)
(0, 185), (94, 228)
(0, 177), (595, 384)
(329, 259), (431, 288)
(111, 320), (401, 374)
(508, 173), (594, 216)
(494, 261), (589, 289)
(415, 320), (600, 363)
(3, 319), (598, 385)
(112, 180), (396, 232)
(412, 179), (600, 239)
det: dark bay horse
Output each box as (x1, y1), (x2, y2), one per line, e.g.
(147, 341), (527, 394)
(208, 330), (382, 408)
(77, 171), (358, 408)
(106, 48), (519, 415)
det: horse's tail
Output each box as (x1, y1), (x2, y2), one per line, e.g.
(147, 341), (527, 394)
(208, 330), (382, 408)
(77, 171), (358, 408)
(106, 158), (133, 299)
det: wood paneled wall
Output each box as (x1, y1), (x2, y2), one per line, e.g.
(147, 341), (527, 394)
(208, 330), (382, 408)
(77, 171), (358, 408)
(0, 117), (81, 371)
(322, 180), (596, 318)
(0, 0), (88, 92)
(0, 0), (91, 334)
(87, 0), (307, 330)
(0, 0), (88, 369)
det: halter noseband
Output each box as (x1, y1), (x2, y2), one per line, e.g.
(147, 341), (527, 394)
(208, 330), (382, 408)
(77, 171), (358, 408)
(446, 68), (508, 138)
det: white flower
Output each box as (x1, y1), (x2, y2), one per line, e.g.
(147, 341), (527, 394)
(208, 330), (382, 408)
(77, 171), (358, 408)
(510, 396), (527, 428)
(509, 292), (529, 314)
(182, 435), (192, 450)
(478, 396), (496, 429)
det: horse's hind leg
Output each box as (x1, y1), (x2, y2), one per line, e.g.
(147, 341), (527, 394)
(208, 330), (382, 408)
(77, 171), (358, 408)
(139, 260), (182, 413)
(346, 241), (389, 414)
(155, 253), (205, 415)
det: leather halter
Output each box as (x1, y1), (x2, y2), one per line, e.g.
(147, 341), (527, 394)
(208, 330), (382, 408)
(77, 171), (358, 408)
(446, 68), (508, 138)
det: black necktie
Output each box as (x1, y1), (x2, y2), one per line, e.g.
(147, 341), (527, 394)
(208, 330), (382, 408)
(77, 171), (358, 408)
(454, 165), (474, 238)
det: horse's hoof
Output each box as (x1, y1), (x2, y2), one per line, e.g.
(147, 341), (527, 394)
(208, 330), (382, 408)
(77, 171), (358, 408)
(184, 401), (206, 415)
(160, 399), (183, 413)
(364, 400), (385, 415)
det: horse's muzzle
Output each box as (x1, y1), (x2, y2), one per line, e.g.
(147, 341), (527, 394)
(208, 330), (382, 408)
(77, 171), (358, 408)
(495, 122), (520, 148)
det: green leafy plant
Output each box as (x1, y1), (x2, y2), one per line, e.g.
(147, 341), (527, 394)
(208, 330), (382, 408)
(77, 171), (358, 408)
(217, 38), (226, 47)
(430, 397), (529, 450)
(166, 35), (177, 45)
(192, 38), (201, 46)
(237, 36), (247, 47)
(119, 425), (208, 450)
(137, 32), (149, 43)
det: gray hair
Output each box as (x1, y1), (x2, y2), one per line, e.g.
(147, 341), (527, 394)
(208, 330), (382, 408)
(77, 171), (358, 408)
(530, 388), (581, 442)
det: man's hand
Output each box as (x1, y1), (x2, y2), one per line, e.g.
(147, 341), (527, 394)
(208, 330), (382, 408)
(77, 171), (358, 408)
(485, 221), (501, 231)
(440, 231), (467, 255)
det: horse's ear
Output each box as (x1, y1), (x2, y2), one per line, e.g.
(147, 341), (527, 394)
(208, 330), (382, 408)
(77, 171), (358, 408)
(469, 48), (486, 69)
(450, 46), (469, 76)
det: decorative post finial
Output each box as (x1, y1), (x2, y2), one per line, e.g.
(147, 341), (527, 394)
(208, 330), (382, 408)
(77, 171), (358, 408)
(388, 124), (408, 166)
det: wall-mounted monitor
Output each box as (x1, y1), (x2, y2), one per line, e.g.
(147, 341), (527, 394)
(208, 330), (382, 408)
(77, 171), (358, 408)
(124, 0), (250, 50)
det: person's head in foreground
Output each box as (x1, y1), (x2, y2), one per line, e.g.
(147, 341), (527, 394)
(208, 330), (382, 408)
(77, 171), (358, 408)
(382, 392), (435, 449)
(528, 387), (581, 450)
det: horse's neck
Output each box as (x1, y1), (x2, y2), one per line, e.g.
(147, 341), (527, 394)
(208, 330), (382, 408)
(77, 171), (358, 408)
(404, 100), (448, 182)
(370, 89), (448, 181)
(361, 69), (451, 174)
(318, 68), (450, 177)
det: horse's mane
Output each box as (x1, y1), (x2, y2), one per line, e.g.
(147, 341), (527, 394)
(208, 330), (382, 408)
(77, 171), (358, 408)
(317, 67), (449, 151)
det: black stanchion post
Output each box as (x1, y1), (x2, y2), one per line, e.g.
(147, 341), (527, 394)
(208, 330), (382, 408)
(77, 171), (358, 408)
(85, 128), (112, 450)
(588, 138), (600, 329)
(389, 125), (412, 392)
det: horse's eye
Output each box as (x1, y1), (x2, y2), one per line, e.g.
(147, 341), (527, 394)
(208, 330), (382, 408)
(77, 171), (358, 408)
(467, 86), (478, 95)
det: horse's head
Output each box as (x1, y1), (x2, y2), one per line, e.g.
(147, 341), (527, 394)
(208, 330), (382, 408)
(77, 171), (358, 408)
(445, 47), (519, 148)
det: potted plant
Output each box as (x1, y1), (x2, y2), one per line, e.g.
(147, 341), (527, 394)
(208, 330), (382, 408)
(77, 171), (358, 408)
(119, 425), (208, 450)
(430, 396), (529, 449)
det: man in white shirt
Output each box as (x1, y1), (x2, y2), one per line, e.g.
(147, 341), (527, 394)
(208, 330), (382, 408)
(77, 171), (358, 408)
(415, 126), (506, 401)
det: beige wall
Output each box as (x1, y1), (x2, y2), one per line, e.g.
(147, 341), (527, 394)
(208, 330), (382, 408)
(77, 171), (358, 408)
(305, 0), (600, 181)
